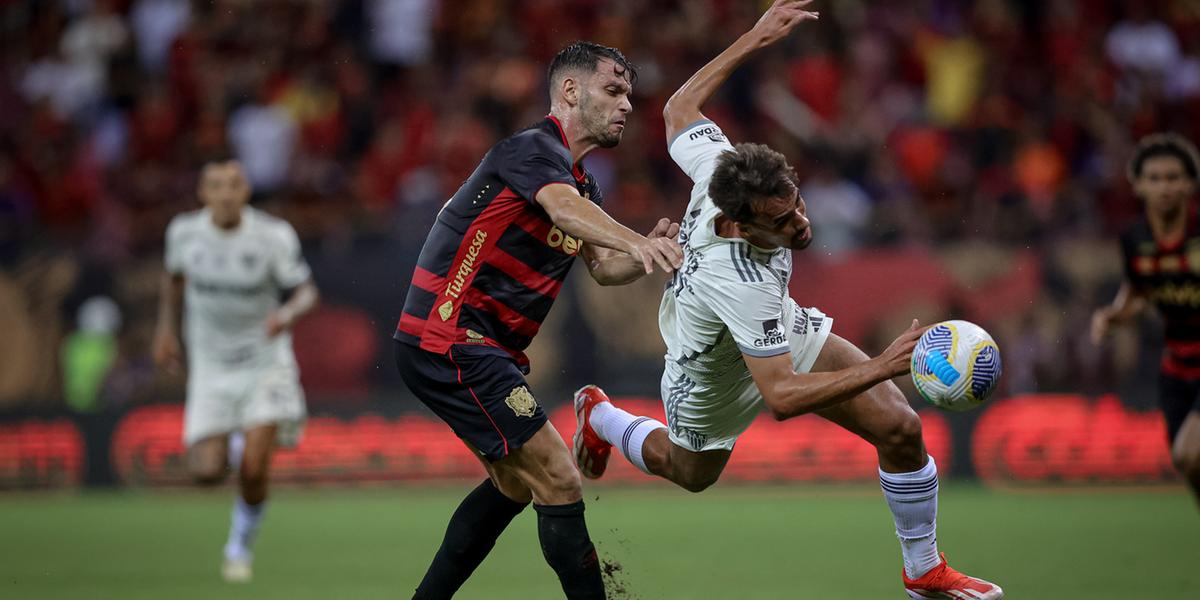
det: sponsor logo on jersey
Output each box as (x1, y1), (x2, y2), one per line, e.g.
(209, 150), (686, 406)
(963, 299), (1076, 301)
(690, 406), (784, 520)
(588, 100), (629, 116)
(504, 385), (538, 417)
(445, 229), (488, 299)
(754, 318), (786, 348)
(437, 300), (454, 321)
(687, 125), (726, 144)
(547, 225), (583, 255)
(465, 329), (485, 342)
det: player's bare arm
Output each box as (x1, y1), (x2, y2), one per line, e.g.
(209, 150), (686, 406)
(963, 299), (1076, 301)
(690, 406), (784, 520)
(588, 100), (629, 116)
(266, 279), (320, 337)
(535, 183), (683, 274)
(744, 319), (923, 419)
(152, 271), (186, 375)
(581, 218), (682, 285)
(662, 0), (819, 141)
(1090, 280), (1147, 344)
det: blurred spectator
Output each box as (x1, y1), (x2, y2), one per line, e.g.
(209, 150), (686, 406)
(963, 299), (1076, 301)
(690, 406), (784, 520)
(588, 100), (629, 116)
(61, 295), (121, 412)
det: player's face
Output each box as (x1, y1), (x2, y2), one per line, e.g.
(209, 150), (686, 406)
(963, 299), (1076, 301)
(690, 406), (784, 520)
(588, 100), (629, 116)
(739, 187), (812, 250)
(578, 58), (632, 148)
(1135, 155), (1195, 214)
(199, 162), (251, 228)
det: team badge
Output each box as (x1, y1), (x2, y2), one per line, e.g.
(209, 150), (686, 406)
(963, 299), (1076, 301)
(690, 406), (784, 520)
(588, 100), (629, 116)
(505, 386), (538, 417)
(465, 329), (485, 342)
(437, 300), (454, 321)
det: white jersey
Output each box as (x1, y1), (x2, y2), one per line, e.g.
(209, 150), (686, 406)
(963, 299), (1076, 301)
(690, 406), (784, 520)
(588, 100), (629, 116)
(165, 207), (311, 370)
(658, 120), (831, 451)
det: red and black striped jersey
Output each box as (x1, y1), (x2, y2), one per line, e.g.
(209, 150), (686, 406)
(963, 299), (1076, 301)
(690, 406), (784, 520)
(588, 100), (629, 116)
(1120, 204), (1200, 378)
(395, 116), (603, 370)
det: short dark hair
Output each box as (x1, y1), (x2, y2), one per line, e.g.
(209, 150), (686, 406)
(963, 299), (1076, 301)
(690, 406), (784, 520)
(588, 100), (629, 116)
(1127, 132), (1200, 183)
(708, 143), (798, 223)
(547, 41), (637, 89)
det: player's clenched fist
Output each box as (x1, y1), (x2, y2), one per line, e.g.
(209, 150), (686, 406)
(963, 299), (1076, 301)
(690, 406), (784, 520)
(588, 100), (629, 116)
(152, 330), (183, 376)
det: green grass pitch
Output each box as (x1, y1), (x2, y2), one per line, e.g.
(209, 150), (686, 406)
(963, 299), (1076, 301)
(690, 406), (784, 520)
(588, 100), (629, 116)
(2, 483), (1196, 599)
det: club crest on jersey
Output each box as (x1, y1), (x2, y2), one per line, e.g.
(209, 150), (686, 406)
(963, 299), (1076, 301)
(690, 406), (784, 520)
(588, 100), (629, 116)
(437, 300), (454, 321)
(465, 329), (485, 342)
(505, 386), (538, 417)
(547, 225), (582, 255)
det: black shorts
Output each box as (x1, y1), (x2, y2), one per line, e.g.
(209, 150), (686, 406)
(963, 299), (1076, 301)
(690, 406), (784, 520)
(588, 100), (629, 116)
(1158, 372), (1200, 444)
(395, 341), (546, 462)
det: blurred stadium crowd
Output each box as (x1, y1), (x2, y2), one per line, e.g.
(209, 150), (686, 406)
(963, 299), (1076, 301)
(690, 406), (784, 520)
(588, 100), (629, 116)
(2, 0), (1199, 414)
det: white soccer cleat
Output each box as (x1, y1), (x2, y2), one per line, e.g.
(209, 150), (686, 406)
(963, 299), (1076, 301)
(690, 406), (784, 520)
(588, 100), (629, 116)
(221, 556), (253, 583)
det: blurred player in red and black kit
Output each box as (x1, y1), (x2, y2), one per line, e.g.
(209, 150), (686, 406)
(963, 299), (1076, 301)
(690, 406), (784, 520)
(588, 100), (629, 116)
(1093, 133), (1200, 508)
(393, 42), (683, 598)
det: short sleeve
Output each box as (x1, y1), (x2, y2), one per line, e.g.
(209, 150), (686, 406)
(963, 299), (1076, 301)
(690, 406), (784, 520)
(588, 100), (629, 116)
(668, 120), (735, 183)
(498, 132), (577, 202)
(272, 222), (311, 289)
(702, 279), (789, 358)
(164, 216), (186, 274)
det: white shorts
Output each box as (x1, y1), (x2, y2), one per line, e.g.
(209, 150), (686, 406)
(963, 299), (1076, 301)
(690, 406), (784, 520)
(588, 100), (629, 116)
(184, 360), (306, 448)
(660, 306), (832, 452)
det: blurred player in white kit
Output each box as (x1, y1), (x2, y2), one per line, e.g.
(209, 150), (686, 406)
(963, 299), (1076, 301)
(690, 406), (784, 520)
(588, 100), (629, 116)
(153, 159), (319, 582)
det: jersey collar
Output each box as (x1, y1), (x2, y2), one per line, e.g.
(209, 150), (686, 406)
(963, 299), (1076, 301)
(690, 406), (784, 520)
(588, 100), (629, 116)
(545, 115), (586, 182)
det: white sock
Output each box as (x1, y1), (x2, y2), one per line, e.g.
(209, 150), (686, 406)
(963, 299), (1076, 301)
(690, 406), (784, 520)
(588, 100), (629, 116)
(879, 455), (941, 579)
(589, 402), (666, 474)
(228, 431), (245, 471)
(224, 497), (266, 561)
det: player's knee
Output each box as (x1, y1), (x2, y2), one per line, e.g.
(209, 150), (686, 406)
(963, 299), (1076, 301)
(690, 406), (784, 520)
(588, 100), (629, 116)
(881, 410), (924, 452)
(1171, 444), (1200, 480)
(190, 464), (228, 486)
(679, 472), (719, 493)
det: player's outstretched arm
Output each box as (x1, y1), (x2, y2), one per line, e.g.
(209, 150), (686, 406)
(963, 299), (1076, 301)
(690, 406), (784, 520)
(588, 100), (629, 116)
(152, 272), (185, 375)
(663, 0), (819, 142)
(266, 279), (320, 337)
(744, 320), (923, 419)
(581, 218), (682, 285)
(1090, 280), (1147, 344)
(536, 184), (683, 274)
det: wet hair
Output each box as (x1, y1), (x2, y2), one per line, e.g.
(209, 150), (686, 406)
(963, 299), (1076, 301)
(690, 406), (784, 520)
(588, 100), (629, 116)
(708, 143), (798, 223)
(547, 41), (637, 89)
(1127, 133), (1200, 183)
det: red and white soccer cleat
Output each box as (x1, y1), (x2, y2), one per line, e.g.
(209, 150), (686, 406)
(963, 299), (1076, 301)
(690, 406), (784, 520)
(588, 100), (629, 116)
(903, 553), (1003, 599)
(572, 385), (613, 479)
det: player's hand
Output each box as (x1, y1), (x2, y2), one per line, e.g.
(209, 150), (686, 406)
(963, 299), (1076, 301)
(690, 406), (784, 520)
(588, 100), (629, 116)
(877, 319), (926, 378)
(152, 330), (184, 376)
(751, 0), (820, 47)
(265, 309), (295, 338)
(630, 234), (684, 274)
(647, 217), (681, 240)
(1090, 308), (1114, 345)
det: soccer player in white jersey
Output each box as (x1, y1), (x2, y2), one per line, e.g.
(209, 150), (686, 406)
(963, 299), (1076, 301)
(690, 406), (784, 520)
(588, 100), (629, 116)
(153, 159), (319, 583)
(572, 2), (1003, 598)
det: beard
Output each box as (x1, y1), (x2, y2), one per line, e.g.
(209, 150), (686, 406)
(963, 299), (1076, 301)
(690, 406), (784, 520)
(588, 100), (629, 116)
(580, 93), (622, 148)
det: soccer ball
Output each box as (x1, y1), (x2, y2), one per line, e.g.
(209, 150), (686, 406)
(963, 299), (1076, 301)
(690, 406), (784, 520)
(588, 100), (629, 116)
(911, 320), (1002, 412)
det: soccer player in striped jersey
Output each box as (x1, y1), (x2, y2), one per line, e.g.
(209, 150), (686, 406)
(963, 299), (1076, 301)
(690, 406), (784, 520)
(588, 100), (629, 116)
(394, 42), (683, 599)
(1092, 133), (1200, 508)
(572, 2), (1003, 598)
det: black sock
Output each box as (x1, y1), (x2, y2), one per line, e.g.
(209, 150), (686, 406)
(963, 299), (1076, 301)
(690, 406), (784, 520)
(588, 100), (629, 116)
(412, 479), (527, 599)
(534, 501), (606, 599)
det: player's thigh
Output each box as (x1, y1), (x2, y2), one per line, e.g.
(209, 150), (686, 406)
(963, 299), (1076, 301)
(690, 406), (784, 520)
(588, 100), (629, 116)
(664, 442), (731, 491)
(240, 423), (278, 482)
(468, 441), (533, 504)
(810, 333), (921, 448)
(187, 434), (229, 477)
(493, 421), (581, 505)
(395, 342), (548, 464)
(1171, 410), (1200, 474)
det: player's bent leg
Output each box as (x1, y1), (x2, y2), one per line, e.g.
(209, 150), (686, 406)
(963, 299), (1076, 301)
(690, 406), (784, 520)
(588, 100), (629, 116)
(811, 333), (1001, 596)
(221, 423), (278, 583)
(187, 435), (230, 485)
(500, 421), (605, 599)
(1170, 411), (1200, 508)
(413, 442), (531, 600)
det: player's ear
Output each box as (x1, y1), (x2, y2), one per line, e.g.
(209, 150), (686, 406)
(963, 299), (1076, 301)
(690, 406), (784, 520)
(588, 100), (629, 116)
(561, 75), (580, 107)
